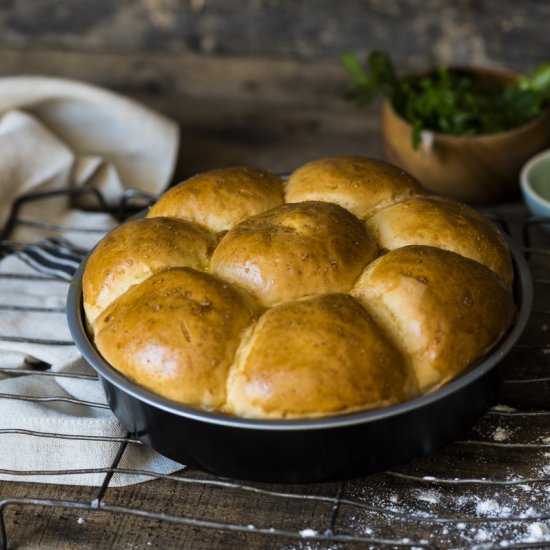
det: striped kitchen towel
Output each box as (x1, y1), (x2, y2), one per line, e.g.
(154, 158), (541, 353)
(0, 207), (185, 487)
(0, 76), (184, 486)
(15, 236), (84, 280)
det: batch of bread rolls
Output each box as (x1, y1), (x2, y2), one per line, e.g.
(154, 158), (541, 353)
(82, 156), (517, 419)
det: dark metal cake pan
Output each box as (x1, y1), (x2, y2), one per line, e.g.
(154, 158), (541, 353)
(67, 235), (532, 483)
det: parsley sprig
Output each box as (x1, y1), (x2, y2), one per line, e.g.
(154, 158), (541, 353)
(342, 51), (550, 149)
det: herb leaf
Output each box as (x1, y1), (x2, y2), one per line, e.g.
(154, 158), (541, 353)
(342, 52), (550, 149)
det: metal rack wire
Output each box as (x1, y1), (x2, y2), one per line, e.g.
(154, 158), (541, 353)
(0, 189), (550, 550)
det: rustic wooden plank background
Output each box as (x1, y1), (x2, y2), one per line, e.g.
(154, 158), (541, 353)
(0, 2), (550, 549)
(0, 0), (548, 181)
(0, 0), (548, 68)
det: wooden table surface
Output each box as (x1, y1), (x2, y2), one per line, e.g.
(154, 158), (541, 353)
(1, 64), (550, 549)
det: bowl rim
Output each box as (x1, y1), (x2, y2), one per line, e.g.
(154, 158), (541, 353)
(520, 148), (550, 209)
(383, 98), (550, 143)
(67, 233), (533, 433)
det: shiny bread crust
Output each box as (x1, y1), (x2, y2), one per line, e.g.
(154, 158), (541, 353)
(83, 159), (516, 419)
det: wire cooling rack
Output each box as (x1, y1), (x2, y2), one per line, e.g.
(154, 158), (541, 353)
(1, 190), (550, 549)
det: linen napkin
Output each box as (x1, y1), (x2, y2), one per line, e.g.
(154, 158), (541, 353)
(0, 77), (184, 486)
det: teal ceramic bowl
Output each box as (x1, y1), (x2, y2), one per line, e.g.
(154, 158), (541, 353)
(520, 149), (550, 217)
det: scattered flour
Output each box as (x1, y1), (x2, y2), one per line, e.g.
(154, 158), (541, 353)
(524, 522), (550, 542)
(491, 404), (516, 413)
(416, 490), (440, 504)
(339, 464), (550, 550)
(519, 507), (537, 518)
(477, 499), (500, 514)
(493, 427), (510, 441)
(476, 499), (511, 517)
(299, 529), (318, 538)
(476, 528), (490, 541)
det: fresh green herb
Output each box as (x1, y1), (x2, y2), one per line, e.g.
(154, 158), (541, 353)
(341, 51), (550, 149)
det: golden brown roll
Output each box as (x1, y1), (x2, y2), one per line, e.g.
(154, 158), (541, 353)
(82, 156), (519, 420)
(226, 293), (418, 419)
(147, 166), (284, 233)
(285, 156), (423, 219)
(210, 201), (378, 306)
(94, 268), (258, 409)
(352, 246), (516, 393)
(83, 217), (216, 326)
(365, 195), (514, 286)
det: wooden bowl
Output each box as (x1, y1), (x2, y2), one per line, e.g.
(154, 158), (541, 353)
(381, 66), (550, 205)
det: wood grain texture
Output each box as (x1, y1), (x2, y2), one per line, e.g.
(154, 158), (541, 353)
(0, 0), (548, 71)
(1, 207), (549, 550)
(0, 48), (382, 181)
(0, 2), (549, 547)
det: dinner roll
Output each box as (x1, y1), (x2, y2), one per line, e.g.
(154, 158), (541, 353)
(83, 156), (519, 419)
(94, 268), (257, 409)
(83, 217), (215, 326)
(147, 166), (284, 233)
(352, 246), (516, 392)
(211, 201), (378, 306)
(226, 293), (418, 419)
(365, 195), (514, 286)
(285, 156), (423, 219)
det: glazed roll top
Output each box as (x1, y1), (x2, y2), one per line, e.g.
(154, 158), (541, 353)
(285, 156), (423, 219)
(365, 195), (514, 286)
(83, 217), (216, 326)
(94, 268), (258, 410)
(226, 293), (419, 419)
(147, 166), (284, 233)
(82, 157), (518, 420)
(352, 246), (516, 392)
(210, 201), (378, 306)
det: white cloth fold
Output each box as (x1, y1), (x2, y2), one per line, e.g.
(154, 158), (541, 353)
(0, 76), (179, 208)
(0, 77), (184, 486)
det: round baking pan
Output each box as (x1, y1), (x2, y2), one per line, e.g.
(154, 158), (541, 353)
(67, 234), (532, 483)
